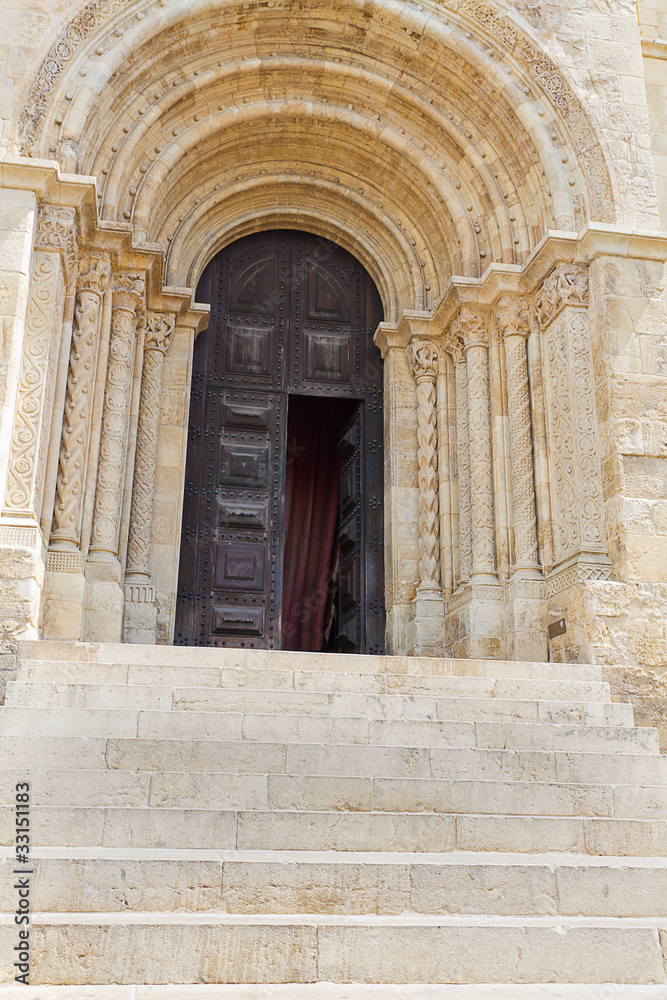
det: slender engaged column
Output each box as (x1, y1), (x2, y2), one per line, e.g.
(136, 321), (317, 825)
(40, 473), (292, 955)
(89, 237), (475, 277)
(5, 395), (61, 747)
(453, 348), (471, 586)
(406, 338), (444, 655)
(88, 271), (145, 561)
(84, 270), (145, 643)
(462, 316), (495, 580)
(123, 314), (174, 643)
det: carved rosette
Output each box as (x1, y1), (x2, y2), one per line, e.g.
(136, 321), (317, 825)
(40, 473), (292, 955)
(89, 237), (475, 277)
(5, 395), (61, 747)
(89, 271), (145, 559)
(35, 205), (78, 283)
(535, 263), (589, 328)
(51, 254), (111, 548)
(497, 295), (540, 573)
(125, 314), (175, 580)
(406, 339), (440, 590)
(453, 307), (495, 578)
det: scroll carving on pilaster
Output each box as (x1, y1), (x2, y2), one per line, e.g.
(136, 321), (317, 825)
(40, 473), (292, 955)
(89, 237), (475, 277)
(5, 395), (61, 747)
(535, 263), (588, 327)
(497, 295), (540, 573)
(452, 307), (495, 578)
(406, 339), (440, 591)
(35, 205), (78, 282)
(51, 253), (111, 548)
(4, 251), (64, 515)
(126, 313), (174, 580)
(89, 271), (145, 559)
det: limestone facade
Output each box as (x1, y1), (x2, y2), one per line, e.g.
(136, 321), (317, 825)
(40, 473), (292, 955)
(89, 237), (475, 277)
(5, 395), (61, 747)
(0, 0), (667, 682)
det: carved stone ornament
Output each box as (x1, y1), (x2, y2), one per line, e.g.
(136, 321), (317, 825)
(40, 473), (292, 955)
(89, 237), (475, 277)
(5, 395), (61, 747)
(496, 294), (533, 341)
(407, 340), (440, 590)
(450, 306), (489, 350)
(406, 340), (439, 381)
(535, 264), (589, 328)
(111, 271), (145, 313)
(35, 205), (78, 280)
(51, 253), (111, 548)
(126, 314), (175, 579)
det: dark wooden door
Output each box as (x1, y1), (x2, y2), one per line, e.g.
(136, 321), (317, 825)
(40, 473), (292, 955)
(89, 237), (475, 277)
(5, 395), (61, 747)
(175, 231), (384, 651)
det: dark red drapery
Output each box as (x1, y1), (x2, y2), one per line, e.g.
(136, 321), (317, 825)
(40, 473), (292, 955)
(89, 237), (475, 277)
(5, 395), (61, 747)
(281, 396), (350, 651)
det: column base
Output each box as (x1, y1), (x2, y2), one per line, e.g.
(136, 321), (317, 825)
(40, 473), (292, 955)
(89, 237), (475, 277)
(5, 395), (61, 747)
(445, 578), (503, 659)
(83, 557), (124, 642)
(505, 573), (548, 662)
(406, 587), (445, 657)
(42, 548), (86, 640)
(123, 580), (157, 644)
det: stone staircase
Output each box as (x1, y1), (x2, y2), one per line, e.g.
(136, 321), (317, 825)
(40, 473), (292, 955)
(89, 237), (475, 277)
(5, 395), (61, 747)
(1, 640), (667, 996)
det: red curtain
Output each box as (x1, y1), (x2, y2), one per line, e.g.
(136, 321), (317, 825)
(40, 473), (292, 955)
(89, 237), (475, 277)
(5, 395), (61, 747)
(281, 396), (348, 651)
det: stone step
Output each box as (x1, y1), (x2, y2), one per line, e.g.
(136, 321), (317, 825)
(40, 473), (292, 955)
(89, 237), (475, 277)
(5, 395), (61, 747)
(9, 735), (666, 783)
(6, 806), (667, 854)
(4, 682), (630, 727)
(0, 912), (663, 985)
(15, 662), (611, 702)
(1, 987), (666, 1000)
(16, 639), (606, 681)
(2, 706), (656, 751)
(6, 849), (667, 917)
(4, 768), (662, 818)
(1, 987), (667, 1000)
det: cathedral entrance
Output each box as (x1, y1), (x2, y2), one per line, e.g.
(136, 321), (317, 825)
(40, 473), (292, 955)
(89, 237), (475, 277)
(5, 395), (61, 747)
(174, 231), (385, 653)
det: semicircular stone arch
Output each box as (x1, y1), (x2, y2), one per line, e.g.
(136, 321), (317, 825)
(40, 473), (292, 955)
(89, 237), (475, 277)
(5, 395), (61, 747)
(14, 0), (617, 315)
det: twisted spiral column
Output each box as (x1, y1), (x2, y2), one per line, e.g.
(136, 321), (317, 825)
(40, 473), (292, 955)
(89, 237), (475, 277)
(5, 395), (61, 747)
(89, 271), (145, 561)
(50, 253), (110, 548)
(406, 340), (440, 591)
(125, 314), (174, 580)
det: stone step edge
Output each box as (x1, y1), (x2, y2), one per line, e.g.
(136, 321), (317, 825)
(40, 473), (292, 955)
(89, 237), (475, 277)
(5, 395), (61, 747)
(0, 987), (665, 1000)
(2, 912), (666, 928)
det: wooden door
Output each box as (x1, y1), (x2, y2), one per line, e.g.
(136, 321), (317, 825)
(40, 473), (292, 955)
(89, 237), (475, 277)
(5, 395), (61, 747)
(175, 231), (384, 651)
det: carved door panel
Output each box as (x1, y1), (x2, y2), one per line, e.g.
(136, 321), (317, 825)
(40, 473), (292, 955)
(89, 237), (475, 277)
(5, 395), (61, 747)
(175, 230), (384, 651)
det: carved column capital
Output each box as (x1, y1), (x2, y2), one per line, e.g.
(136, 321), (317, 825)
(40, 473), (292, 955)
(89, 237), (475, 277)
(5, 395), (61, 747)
(111, 271), (145, 313)
(535, 263), (588, 327)
(35, 205), (78, 281)
(496, 294), (534, 340)
(406, 339), (439, 383)
(145, 313), (175, 354)
(76, 253), (111, 298)
(450, 306), (490, 350)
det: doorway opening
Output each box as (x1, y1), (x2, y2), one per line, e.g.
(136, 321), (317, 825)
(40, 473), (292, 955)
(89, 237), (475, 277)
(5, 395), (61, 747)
(281, 394), (354, 651)
(174, 229), (385, 653)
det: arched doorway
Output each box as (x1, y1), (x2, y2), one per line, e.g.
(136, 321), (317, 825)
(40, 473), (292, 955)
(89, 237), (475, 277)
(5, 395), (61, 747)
(175, 230), (385, 653)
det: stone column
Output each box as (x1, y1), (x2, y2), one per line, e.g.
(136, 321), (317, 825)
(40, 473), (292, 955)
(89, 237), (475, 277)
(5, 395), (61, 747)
(446, 307), (502, 658)
(405, 339), (444, 655)
(453, 348), (472, 587)
(42, 252), (111, 638)
(123, 313), (174, 643)
(84, 270), (145, 642)
(436, 353), (454, 599)
(0, 205), (76, 658)
(536, 263), (612, 659)
(497, 294), (547, 661)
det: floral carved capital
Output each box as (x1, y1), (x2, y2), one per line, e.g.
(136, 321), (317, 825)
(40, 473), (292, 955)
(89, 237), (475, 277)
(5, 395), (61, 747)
(111, 271), (145, 313)
(496, 294), (534, 340)
(450, 306), (489, 350)
(406, 340), (439, 382)
(77, 253), (111, 297)
(145, 314), (175, 354)
(535, 263), (588, 327)
(35, 205), (78, 280)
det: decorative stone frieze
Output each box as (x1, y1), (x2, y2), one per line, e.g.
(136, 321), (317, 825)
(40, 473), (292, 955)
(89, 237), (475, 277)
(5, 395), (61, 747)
(406, 339), (440, 591)
(34, 205), (78, 282)
(50, 253), (111, 550)
(88, 270), (145, 561)
(535, 264), (589, 328)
